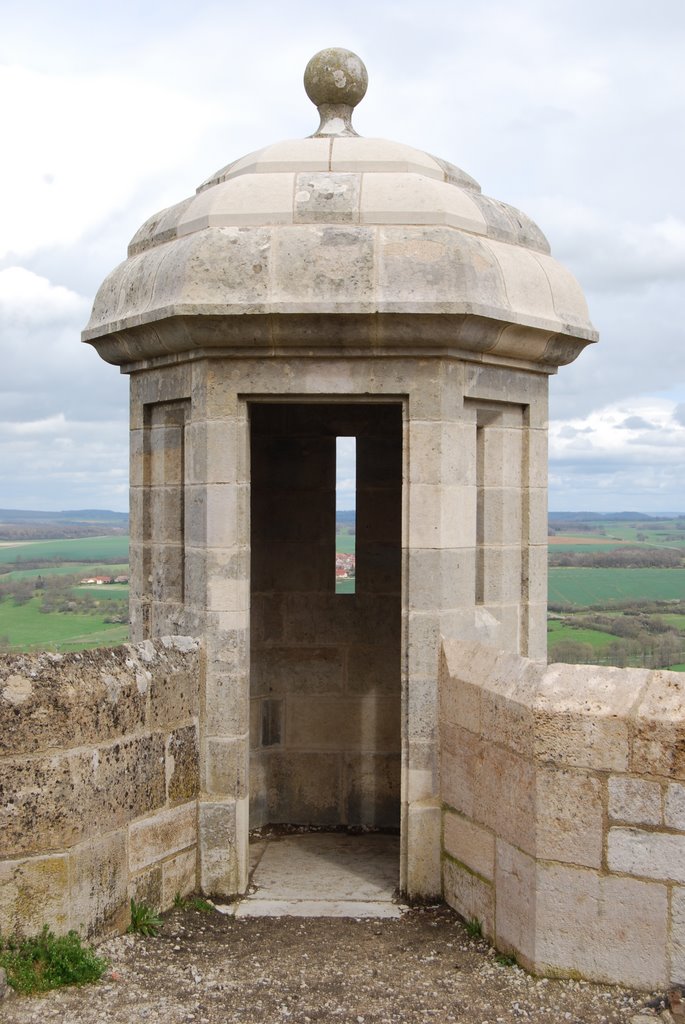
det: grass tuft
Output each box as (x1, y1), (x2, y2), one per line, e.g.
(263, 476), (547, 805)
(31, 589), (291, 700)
(465, 917), (482, 939)
(127, 899), (163, 937)
(0, 926), (108, 994)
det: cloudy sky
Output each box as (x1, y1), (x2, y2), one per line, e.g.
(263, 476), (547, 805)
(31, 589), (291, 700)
(1, 0), (683, 514)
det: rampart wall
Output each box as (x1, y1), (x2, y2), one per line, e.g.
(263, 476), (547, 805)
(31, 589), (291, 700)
(440, 639), (685, 989)
(0, 638), (200, 938)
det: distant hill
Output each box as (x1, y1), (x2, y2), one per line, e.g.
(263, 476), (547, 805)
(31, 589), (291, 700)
(549, 511), (672, 522)
(0, 509), (128, 541)
(0, 509), (128, 524)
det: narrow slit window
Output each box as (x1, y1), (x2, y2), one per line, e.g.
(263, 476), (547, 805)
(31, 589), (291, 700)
(335, 436), (356, 594)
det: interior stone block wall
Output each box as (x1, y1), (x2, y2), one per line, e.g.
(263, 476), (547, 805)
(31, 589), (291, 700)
(0, 638), (200, 938)
(440, 639), (685, 989)
(249, 403), (402, 829)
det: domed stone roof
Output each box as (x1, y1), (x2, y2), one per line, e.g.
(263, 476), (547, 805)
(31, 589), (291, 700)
(83, 48), (597, 368)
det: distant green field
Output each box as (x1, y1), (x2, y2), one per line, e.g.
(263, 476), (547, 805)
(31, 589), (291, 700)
(0, 595), (128, 652)
(2, 563), (129, 581)
(547, 620), (615, 650)
(549, 543), (629, 552)
(335, 578), (356, 595)
(549, 568), (685, 606)
(335, 534), (356, 555)
(0, 536), (129, 565)
(73, 584), (129, 598)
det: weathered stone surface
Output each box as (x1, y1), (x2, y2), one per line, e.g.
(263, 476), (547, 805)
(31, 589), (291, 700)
(129, 802), (197, 874)
(535, 767), (603, 868)
(69, 833), (128, 937)
(608, 776), (662, 826)
(608, 827), (685, 883)
(162, 848), (197, 906)
(535, 864), (668, 988)
(345, 752), (401, 827)
(443, 810), (495, 881)
(0, 854), (69, 937)
(665, 782), (685, 830)
(494, 840), (536, 963)
(671, 886), (685, 982)
(167, 725), (200, 803)
(632, 671), (685, 780)
(0, 649), (145, 756)
(443, 856), (494, 940)
(199, 801), (241, 896)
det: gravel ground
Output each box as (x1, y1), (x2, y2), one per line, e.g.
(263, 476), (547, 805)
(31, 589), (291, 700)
(0, 903), (665, 1024)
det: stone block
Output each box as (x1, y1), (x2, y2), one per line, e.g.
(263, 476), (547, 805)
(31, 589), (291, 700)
(0, 649), (147, 756)
(608, 827), (685, 882)
(129, 801), (197, 874)
(442, 856), (494, 940)
(535, 862), (668, 988)
(251, 646), (345, 697)
(130, 866), (163, 910)
(162, 849), (197, 907)
(535, 663), (645, 771)
(147, 653), (199, 729)
(199, 799), (245, 896)
(167, 726), (200, 803)
(535, 767), (603, 869)
(0, 855), (69, 938)
(285, 695), (400, 753)
(261, 751), (341, 825)
(272, 224), (375, 306)
(406, 800), (442, 897)
(345, 752), (401, 826)
(407, 613), (441, 679)
(346, 643), (400, 695)
(205, 735), (248, 799)
(407, 549), (473, 613)
(69, 832), (128, 937)
(480, 547), (523, 605)
(671, 886), (685, 984)
(407, 484), (441, 549)
(443, 810), (495, 882)
(494, 839), (535, 962)
(294, 171), (360, 223)
(665, 783), (685, 830)
(204, 655), (249, 738)
(609, 777), (662, 826)
(440, 721), (481, 820)
(632, 671), (685, 779)
(205, 484), (248, 549)
(207, 575), (249, 613)
(404, 675), (436, 745)
(0, 748), (129, 856)
(480, 744), (536, 856)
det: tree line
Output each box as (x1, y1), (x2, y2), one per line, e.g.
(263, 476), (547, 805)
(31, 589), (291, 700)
(549, 547), (683, 568)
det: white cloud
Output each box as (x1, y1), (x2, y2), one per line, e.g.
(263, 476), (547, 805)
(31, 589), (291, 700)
(549, 398), (685, 512)
(0, 64), (221, 261)
(0, 0), (683, 514)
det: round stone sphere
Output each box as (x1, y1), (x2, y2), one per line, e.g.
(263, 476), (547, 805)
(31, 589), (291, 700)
(304, 47), (368, 108)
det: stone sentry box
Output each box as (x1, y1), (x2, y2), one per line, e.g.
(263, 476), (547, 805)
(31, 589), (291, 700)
(83, 49), (595, 899)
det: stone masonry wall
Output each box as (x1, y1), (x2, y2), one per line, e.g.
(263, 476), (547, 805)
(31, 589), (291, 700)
(0, 637), (200, 938)
(440, 639), (685, 989)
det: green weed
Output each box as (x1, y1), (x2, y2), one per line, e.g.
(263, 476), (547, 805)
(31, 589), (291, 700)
(465, 917), (482, 939)
(171, 893), (215, 913)
(495, 952), (518, 967)
(0, 925), (107, 994)
(127, 899), (162, 937)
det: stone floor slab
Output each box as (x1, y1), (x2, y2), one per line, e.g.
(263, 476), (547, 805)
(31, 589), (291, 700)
(225, 832), (406, 918)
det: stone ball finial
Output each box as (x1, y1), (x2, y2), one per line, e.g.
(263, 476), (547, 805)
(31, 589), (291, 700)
(304, 48), (368, 137)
